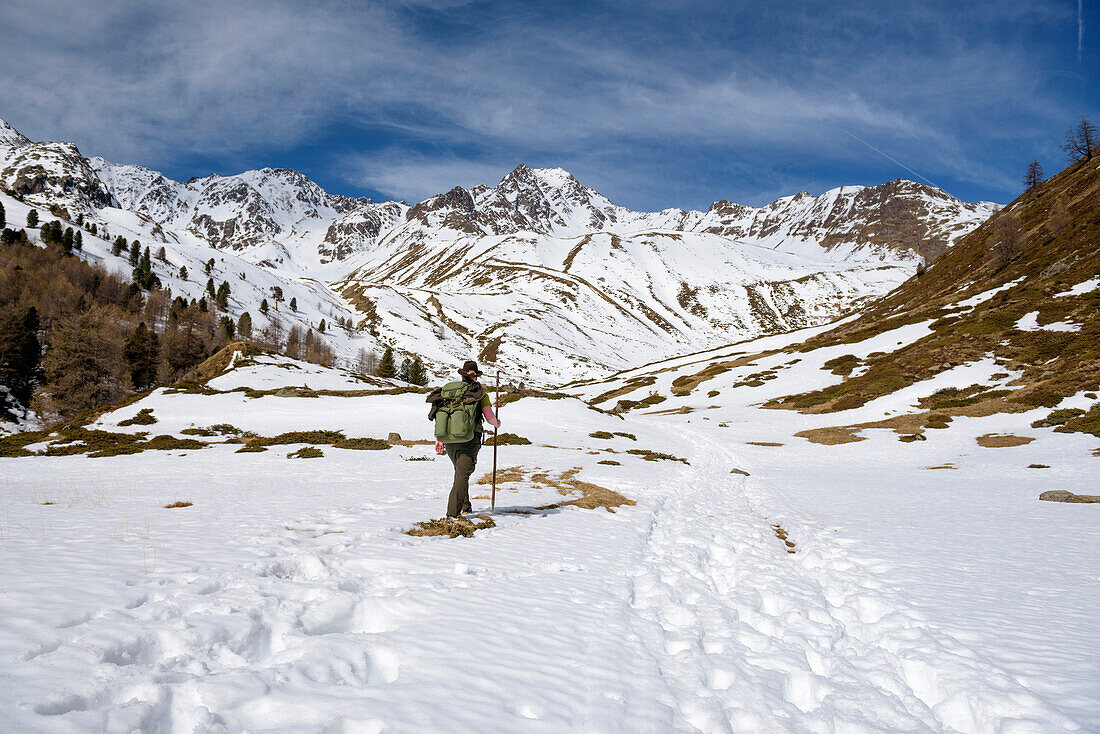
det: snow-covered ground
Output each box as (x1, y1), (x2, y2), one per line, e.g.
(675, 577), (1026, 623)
(1, 342), (1097, 732)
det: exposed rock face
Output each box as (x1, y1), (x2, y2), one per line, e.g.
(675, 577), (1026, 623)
(1, 126), (115, 212)
(1039, 490), (1100, 503)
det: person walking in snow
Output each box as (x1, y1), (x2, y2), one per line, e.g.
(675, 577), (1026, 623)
(427, 360), (500, 517)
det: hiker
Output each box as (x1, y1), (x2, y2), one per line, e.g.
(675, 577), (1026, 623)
(426, 360), (500, 517)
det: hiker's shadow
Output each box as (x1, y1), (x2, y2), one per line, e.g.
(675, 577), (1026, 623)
(491, 503), (569, 517)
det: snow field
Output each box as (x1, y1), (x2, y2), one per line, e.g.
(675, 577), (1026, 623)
(3, 356), (1094, 731)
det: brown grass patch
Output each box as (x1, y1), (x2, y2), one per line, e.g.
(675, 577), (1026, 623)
(407, 514), (497, 538)
(476, 465), (526, 485)
(598, 459), (621, 465)
(925, 464), (957, 470)
(746, 441), (784, 447)
(164, 501), (193, 508)
(794, 427), (866, 445)
(1027, 464), (1050, 469)
(976, 433), (1035, 448)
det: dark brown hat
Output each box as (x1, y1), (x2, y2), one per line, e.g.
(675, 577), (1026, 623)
(459, 360), (483, 377)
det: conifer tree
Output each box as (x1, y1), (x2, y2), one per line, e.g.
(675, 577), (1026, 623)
(198, 297), (208, 312)
(318, 318), (326, 334)
(123, 322), (159, 390)
(179, 265), (188, 279)
(205, 258), (215, 274)
(271, 286), (284, 310)
(74, 230), (83, 251)
(220, 316), (235, 342)
(111, 236), (124, 257)
(237, 311), (253, 339)
(1061, 115), (1097, 162)
(0, 306), (42, 409)
(216, 281), (230, 310)
(398, 357), (412, 382)
(26, 209), (38, 228)
(289, 297), (297, 311)
(62, 227), (74, 255)
(376, 346), (396, 379)
(260, 299), (269, 315)
(0, 201), (5, 229)
(157, 246), (166, 261)
(408, 356), (428, 386)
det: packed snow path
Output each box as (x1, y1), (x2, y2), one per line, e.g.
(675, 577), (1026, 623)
(2, 396), (1078, 733)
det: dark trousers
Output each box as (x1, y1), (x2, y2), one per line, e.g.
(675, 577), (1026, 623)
(445, 434), (481, 517)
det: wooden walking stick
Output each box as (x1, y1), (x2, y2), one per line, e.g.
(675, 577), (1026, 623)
(491, 369), (500, 513)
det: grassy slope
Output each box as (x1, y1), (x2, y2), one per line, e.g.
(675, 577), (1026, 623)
(765, 155), (1099, 422)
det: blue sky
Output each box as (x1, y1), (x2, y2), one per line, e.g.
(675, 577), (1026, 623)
(1, 0), (1096, 209)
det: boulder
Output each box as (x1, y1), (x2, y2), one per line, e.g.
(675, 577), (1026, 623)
(387, 432), (402, 442)
(1039, 490), (1100, 503)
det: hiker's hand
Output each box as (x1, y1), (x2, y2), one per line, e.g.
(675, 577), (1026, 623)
(434, 441), (445, 454)
(489, 417), (501, 429)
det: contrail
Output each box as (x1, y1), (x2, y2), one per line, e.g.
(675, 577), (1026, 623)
(842, 129), (940, 189)
(1079, 0), (1084, 63)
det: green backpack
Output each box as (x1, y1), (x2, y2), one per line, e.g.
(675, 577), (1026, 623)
(433, 381), (479, 443)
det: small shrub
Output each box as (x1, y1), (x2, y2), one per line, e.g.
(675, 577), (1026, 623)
(597, 459), (621, 465)
(181, 427), (217, 437)
(165, 501), (193, 508)
(119, 408), (157, 426)
(589, 431), (614, 439)
(288, 446), (324, 459)
(822, 354), (860, 376)
(235, 443), (267, 453)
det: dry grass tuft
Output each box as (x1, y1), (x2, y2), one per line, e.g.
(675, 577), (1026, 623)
(1027, 464), (1050, 469)
(626, 449), (689, 464)
(287, 446), (324, 459)
(746, 441), (784, 447)
(598, 459), (621, 465)
(976, 433), (1035, 448)
(925, 464), (957, 470)
(119, 408), (157, 427)
(164, 501), (193, 508)
(407, 514), (496, 538)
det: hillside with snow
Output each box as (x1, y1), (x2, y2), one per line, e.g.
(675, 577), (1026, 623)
(1, 118), (998, 387)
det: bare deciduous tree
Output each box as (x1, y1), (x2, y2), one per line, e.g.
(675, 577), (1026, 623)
(1022, 160), (1044, 190)
(1061, 115), (1097, 162)
(991, 213), (1023, 270)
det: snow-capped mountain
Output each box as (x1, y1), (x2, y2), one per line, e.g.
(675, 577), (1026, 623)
(0, 117), (999, 385)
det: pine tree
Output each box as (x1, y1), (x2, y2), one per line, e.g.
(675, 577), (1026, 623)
(260, 299), (269, 315)
(271, 286), (284, 310)
(198, 297), (208, 312)
(156, 246), (166, 261)
(220, 316), (235, 342)
(123, 322), (159, 390)
(26, 209), (38, 228)
(88, 223), (97, 235)
(76, 213), (84, 227)
(111, 236), (124, 257)
(376, 346), (396, 379)
(205, 258), (215, 275)
(408, 356), (428, 386)
(398, 357), (412, 382)
(289, 297), (297, 311)
(216, 281), (230, 310)
(237, 311), (253, 339)
(0, 306), (42, 409)
(0, 201), (5, 229)
(74, 230), (83, 251)
(179, 265), (188, 280)
(318, 318), (326, 334)
(61, 227), (74, 255)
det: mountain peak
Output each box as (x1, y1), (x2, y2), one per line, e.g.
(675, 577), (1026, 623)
(0, 118), (32, 149)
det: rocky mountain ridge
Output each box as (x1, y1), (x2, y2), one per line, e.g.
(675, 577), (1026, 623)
(0, 117), (1000, 385)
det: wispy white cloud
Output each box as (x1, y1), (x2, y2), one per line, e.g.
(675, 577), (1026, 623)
(0, 0), (1089, 208)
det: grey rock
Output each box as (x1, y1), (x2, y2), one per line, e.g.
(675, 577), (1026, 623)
(1039, 490), (1100, 503)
